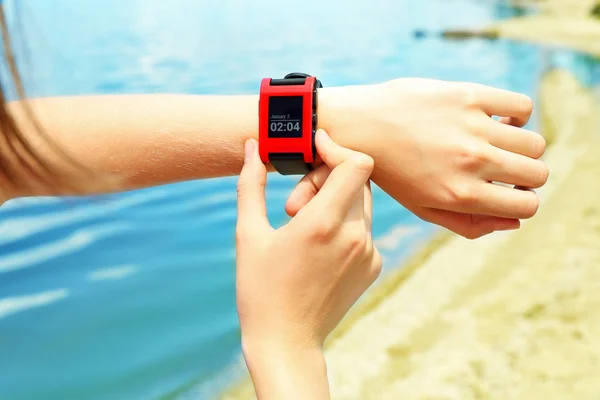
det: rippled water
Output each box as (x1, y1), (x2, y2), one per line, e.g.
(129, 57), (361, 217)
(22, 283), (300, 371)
(0, 0), (570, 399)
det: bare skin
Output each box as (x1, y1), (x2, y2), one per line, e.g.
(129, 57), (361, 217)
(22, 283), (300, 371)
(4, 78), (548, 239)
(236, 130), (381, 399)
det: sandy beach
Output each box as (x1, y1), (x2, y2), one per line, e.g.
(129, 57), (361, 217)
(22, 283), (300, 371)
(221, 5), (600, 399)
(321, 69), (600, 400)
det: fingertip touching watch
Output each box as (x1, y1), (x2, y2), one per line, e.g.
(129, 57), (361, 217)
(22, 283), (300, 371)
(258, 72), (322, 175)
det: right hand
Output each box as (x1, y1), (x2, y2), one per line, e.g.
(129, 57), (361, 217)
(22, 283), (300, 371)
(236, 129), (380, 349)
(236, 130), (380, 399)
(314, 78), (550, 239)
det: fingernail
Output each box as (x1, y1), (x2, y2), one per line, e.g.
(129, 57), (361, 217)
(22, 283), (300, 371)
(244, 139), (254, 164)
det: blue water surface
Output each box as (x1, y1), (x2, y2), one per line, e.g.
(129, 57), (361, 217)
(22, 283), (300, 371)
(0, 0), (564, 399)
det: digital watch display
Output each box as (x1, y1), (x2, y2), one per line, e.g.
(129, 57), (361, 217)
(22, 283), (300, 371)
(268, 96), (303, 138)
(258, 73), (322, 175)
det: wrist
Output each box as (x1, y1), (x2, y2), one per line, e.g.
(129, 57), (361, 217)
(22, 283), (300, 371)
(316, 84), (378, 154)
(241, 335), (324, 372)
(242, 337), (329, 400)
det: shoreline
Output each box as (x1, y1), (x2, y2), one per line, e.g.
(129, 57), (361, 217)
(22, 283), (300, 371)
(325, 230), (452, 346)
(443, 1), (600, 58)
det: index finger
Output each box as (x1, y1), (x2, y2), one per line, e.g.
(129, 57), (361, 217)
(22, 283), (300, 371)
(305, 130), (373, 221)
(468, 84), (534, 127)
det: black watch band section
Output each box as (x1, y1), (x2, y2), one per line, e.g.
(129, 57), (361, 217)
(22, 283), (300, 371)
(268, 73), (322, 176)
(270, 153), (312, 175)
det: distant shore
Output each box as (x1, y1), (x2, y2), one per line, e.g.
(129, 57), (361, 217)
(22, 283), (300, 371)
(442, 0), (600, 58)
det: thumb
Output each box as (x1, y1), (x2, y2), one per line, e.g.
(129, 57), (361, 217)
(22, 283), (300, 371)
(236, 139), (271, 236)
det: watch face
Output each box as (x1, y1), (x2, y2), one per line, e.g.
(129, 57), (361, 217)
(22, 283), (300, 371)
(268, 96), (303, 138)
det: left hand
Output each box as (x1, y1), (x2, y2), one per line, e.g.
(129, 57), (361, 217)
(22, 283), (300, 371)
(305, 78), (549, 239)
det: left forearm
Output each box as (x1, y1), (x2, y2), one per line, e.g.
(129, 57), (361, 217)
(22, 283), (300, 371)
(5, 86), (367, 199)
(8, 94), (265, 195)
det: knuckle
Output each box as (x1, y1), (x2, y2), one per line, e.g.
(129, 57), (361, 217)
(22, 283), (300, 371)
(463, 114), (483, 136)
(362, 238), (375, 258)
(312, 217), (339, 241)
(236, 178), (251, 196)
(455, 142), (489, 172)
(446, 182), (477, 208)
(418, 213), (433, 224)
(462, 221), (490, 240)
(414, 209), (435, 224)
(457, 83), (480, 108)
(237, 172), (266, 196)
(236, 179), (245, 194)
(463, 229), (484, 240)
(347, 230), (368, 254)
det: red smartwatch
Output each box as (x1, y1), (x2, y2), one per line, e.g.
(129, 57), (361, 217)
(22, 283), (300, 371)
(258, 72), (323, 175)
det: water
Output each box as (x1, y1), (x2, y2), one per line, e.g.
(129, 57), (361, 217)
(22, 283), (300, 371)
(0, 0), (566, 399)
